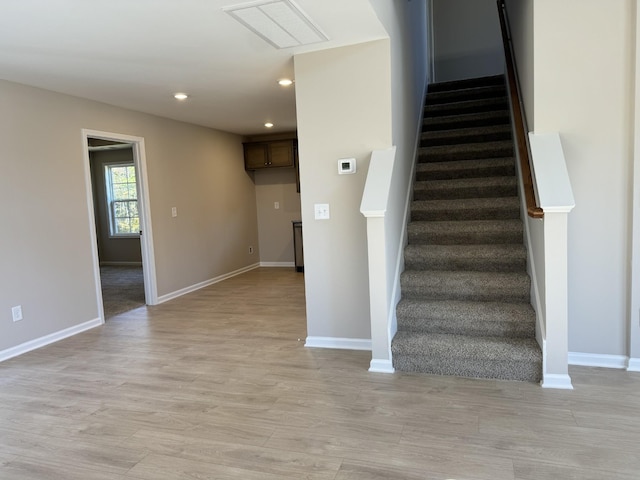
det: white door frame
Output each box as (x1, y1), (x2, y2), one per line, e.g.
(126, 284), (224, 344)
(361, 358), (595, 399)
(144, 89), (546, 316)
(81, 129), (158, 324)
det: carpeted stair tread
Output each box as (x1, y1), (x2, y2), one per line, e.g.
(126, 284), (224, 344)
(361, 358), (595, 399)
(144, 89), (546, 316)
(404, 244), (526, 272)
(421, 124), (513, 147)
(413, 176), (517, 200)
(411, 196), (520, 221)
(407, 219), (523, 245)
(396, 300), (536, 338)
(400, 270), (530, 302)
(415, 157), (515, 181)
(424, 97), (508, 117)
(424, 110), (510, 131)
(391, 332), (542, 382)
(425, 85), (506, 106)
(419, 140), (514, 163)
(427, 75), (506, 93)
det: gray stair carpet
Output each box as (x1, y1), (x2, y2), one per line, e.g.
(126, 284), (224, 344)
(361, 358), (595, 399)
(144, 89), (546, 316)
(392, 74), (542, 383)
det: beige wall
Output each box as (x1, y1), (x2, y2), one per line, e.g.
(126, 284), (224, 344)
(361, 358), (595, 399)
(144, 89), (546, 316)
(295, 40), (392, 341)
(534, 0), (634, 357)
(432, 0), (504, 82)
(254, 168), (301, 264)
(507, 0), (637, 358)
(0, 79), (259, 353)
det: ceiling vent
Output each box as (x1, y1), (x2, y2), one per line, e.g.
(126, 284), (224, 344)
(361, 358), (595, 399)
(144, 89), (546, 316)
(223, 0), (329, 49)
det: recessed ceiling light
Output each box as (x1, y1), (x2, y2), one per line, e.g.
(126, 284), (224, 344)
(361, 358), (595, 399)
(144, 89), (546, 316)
(265, 122), (274, 128)
(174, 93), (189, 100)
(278, 78), (293, 87)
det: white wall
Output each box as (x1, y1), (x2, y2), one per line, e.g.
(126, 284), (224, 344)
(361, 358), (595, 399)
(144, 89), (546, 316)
(432, 0), (504, 82)
(534, 0), (633, 357)
(0, 80), (259, 354)
(295, 40), (393, 342)
(507, 0), (638, 359)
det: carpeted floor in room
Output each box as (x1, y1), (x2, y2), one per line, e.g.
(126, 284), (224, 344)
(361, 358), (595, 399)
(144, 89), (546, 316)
(100, 265), (145, 318)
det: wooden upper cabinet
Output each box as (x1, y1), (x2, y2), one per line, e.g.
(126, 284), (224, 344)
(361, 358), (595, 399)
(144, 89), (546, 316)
(243, 139), (296, 170)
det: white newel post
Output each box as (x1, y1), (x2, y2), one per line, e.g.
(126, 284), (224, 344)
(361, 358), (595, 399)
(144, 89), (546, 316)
(360, 147), (397, 373)
(529, 133), (575, 389)
(541, 210), (573, 388)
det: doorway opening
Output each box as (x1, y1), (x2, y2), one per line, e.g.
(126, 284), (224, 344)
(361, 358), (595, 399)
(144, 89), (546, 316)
(82, 130), (157, 322)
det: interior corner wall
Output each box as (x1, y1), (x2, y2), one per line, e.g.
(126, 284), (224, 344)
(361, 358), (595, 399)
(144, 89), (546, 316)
(0, 80), (259, 353)
(294, 40), (392, 341)
(533, 0), (635, 357)
(432, 0), (504, 82)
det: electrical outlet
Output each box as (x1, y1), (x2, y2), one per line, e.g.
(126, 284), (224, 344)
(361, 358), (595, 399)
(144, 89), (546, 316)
(249, 246), (254, 254)
(12, 305), (22, 322)
(171, 207), (177, 217)
(274, 201), (280, 210)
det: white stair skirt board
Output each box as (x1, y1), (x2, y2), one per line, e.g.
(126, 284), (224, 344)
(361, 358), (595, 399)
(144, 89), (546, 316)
(0, 318), (102, 362)
(157, 263), (260, 304)
(627, 358), (640, 372)
(541, 373), (573, 390)
(305, 336), (372, 351)
(569, 352), (628, 369)
(369, 359), (395, 373)
(260, 262), (295, 267)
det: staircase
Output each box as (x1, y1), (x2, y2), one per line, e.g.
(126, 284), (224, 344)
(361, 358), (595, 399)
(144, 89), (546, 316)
(391, 75), (542, 383)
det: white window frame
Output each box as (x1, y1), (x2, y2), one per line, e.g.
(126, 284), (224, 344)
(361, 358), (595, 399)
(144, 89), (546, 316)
(105, 162), (140, 238)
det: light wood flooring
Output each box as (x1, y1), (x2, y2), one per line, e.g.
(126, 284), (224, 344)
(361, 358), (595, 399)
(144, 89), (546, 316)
(1, 267), (639, 479)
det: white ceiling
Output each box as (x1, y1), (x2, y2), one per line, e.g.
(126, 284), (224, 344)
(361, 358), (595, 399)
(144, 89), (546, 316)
(0, 0), (388, 135)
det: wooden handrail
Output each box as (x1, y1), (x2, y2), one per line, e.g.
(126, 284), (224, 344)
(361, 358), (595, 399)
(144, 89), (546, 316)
(497, 0), (543, 218)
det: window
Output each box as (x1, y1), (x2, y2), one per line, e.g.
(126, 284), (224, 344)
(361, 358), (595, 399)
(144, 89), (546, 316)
(105, 163), (139, 237)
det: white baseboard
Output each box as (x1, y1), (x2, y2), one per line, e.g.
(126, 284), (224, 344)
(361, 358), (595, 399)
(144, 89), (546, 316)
(305, 336), (372, 351)
(157, 263), (260, 304)
(569, 352), (628, 369)
(627, 358), (640, 372)
(541, 373), (573, 389)
(369, 359), (395, 373)
(0, 318), (102, 363)
(259, 262), (295, 268)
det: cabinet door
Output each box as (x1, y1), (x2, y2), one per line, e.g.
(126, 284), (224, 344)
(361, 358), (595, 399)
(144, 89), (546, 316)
(268, 141), (294, 168)
(244, 143), (269, 169)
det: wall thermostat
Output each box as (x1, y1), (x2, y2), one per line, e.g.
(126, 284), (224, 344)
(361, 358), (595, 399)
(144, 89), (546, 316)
(338, 158), (356, 175)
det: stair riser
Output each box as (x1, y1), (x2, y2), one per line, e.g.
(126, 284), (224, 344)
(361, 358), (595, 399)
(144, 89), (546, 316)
(411, 207), (520, 222)
(408, 230), (523, 245)
(424, 114), (510, 131)
(425, 100), (508, 118)
(404, 255), (525, 273)
(419, 146), (514, 163)
(396, 318), (535, 338)
(400, 278), (530, 303)
(413, 184), (517, 201)
(391, 355), (541, 382)
(415, 164), (515, 181)
(425, 86), (506, 105)
(422, 130), (512, 147)
(428, 75), (505, 93)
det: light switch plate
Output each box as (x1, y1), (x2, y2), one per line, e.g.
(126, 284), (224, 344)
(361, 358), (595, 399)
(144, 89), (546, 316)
(314, 203), (330, 220)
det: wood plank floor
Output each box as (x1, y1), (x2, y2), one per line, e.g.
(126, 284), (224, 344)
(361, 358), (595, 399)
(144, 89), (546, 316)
(1, 267), (639, 479)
